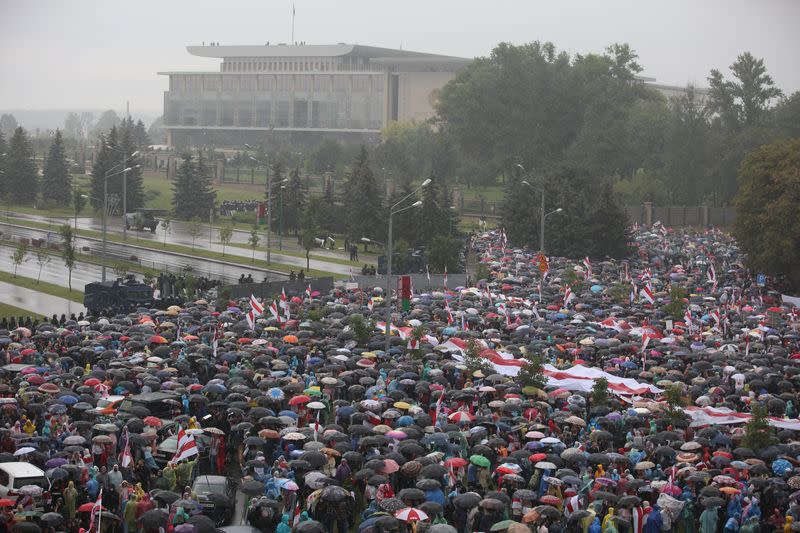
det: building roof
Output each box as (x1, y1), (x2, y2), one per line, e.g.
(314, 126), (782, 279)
(187, 43), (467, 60)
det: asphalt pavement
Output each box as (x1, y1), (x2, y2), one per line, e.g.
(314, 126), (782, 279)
(0, 222), (288, 285)
(1, 211), (357, 276)
(0, 280), (86, 316)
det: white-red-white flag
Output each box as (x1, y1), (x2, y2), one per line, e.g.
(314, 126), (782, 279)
(172, 427), (199, 463)
(640, 284), (655, 304)
(563, 286), (574, 307)
(280, 288), (290, 320)
(443, 265), (448, 289)
(582, 257), (592, 278)
(89, 488), (103, 531)
(269, 300), (281, 325)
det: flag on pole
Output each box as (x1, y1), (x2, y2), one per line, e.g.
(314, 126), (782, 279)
(426, 265), (431, 283)
(367, 297), (374, 312)
(269, 300), (282, 325)
(445, 302), (454, 325)
(432, 393), (444, 426)
(461, 313), (469, 331)
(305, 284), (312, 300)
(119, 428), (133, 468)
(563, 286), (574, 308)
(280, 288), (290, 320)
(640, 283), (655, 304)
(582, 257), (592, 278)
(684, 308), (693, 332)
(246, 294), (263, 330)
(172, 427), (199, 463)
(443, 265), (448, 289)
(89, 488), (103, 532)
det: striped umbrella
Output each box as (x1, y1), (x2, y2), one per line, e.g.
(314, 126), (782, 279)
(395, 508), (429, 522)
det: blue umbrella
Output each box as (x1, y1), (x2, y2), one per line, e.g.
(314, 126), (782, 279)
(278, 410), (298, 419)
(773, 459), (792, 476)
(397, 415), (414, 427)
(57, 395), (78, 405)
(590, 285), (603, 293)
(48, 404), (67, 414)
(442, 327), (457, 336)
(267, 388), (285, 401)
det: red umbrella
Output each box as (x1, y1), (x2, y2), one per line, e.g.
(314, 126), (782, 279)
(143, 416), (163, 427)
(26, 375), (44, 385)
(529, 453), (548, 462)
(0, 499), (15, 507)
(84, 378), (101, 387)
(288, 395), (311, 406)
(539, 495), (561, 506)
(78, 503), (107, 512)
(149, 335), (168, 344)
(444, 458), (468, 468)
(238, 338), (253, 344)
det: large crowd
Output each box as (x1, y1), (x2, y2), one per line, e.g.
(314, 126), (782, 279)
(219, 201), (260, 217)
(1, 224), (799, 533)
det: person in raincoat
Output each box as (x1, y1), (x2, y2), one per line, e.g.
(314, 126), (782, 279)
(162, 464), (177, 491)
(602, 508), (615, 532)
(723, 512), (740, 533)
(643, 503), (662, 533)
(171, 506), (189, 526)
(276, 513), (291, 533)
(700, 506), (719, 533)
(63, 480), (78, 520)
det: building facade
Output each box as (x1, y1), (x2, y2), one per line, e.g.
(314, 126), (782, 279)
(159, 44), (471, 147)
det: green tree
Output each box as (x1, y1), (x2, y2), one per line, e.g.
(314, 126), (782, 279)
(300, 207), (318, 272)
(0, 131), (6, 201)
(348, 314), (371, 347)
(742, 402), (775, 450)
(172, 151), (217, 221)
(773, 91), (800, 139)
(160, 216), (171, 248)
(218, 223), (233, 256)
(187, 217), (203, 251)
(591, 377), (609, 407)
(64, 112), (83, 139)
(427, 235), (459, 273)
(663, 286), (689, 319)
(463, 338), (493, 377)
(133, 119), (150, 148)
(92, 110), (121, 139)
(733, 138), (800, 289)
(116, 117), (144, 212)
(11, 242), (28, 278)
(517, 352), (548, 390)
(0, 114), (18, 137)
(89, 127), (118, 210)
(707, 52), (783, 129)
(41, 129), (72, 207)
(34, 249), (51, 284)
(309, 139), (343, 173)
(662, 384), (689, 426)
(283, 167), (307, 235)
(342, 147), (382, 242)
(5, 127), (38, 205)
(248, 226), (260, 264)
(59, 224), (76, 291)
(72, 187), (86, 230)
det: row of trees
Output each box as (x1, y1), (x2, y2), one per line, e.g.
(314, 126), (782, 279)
(89, 117), (148, 213)
(0, 127), (72, 207)
(435, 43), (797, 206)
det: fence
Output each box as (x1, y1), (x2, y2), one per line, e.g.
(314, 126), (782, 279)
(628, 203), (736, 228)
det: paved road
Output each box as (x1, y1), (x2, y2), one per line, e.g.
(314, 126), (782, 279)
(0, 280), (86, 316)
(1, 211), (360, 275)
(0, 224), (281, 285)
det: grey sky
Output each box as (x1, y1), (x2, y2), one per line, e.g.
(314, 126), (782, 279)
(1, 0), (798, 117)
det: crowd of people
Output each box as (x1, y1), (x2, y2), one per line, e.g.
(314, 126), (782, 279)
(155, 273), (221, 301)
(1, 224), (800, 533)
(219, 200), (260, 217)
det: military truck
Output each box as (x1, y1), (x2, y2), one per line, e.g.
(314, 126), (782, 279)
(124, 208), (164, 232)
(83, 276), (154, 315)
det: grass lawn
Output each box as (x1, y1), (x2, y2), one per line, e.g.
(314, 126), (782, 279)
(0, 303), (44, 320)
(221, 242), (374, 267)
(0, 270), (83, 303)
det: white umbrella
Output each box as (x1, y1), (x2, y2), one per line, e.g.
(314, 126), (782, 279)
(14, 447), (36, 456)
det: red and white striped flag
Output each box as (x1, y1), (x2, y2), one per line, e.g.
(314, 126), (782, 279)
(582, 257), (592, 278)
(172, 427), (199, 463)
(432, 393), (444, 426)
(119, 429), (133, 468)
(684, 308), (693, 332)
(640, 283), (655, 304)
(246, 294), (264, 330)
(407, 337), (419, 350)
(89, 488), (103, 531)
(269, 300), (281, 325)
(461, 313), (469, 331)
(443, 265), (448, 289)
(305, 284), (312, 300)
(632, 506), (650, 533)
(445, 302), (454, 325)
(367, 297), (374, 312)
(563, 286), (574, 308)
(280, 288), (290, 320)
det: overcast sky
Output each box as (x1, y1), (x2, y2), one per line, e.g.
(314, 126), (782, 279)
(1, 0), (798, 117)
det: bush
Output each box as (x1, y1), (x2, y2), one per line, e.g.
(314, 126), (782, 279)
(231, 212), (257, 225)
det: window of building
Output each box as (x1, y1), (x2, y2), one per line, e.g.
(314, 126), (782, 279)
(293, 99), (308, 128)
(241, 76), (257, 91)
(314, 75), (331, 92)
(256, 100), (271, 127)
(352, 76), (370, 92)
(238, 104), (252, 127)
(221, 101), (234, 126)
(295, 75), (311, 92)
(201, 101), (217, 126)
(204, 76), (220, 91)
(275, 101), (290, 127)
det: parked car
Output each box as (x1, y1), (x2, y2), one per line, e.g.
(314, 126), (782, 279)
(192, 475), (235, 525)
(0, 463), (51, 510)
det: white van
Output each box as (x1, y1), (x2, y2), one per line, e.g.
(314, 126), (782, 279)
(0, 463), (50, 508)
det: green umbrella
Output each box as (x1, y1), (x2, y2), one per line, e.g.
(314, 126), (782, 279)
(470, 454), (490, 468)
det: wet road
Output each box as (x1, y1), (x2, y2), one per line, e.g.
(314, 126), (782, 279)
(0, 223), (284, 285)
(0, 280), (86, 316)
(2, 211), (356, 275)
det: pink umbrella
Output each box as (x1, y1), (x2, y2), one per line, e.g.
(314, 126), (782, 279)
(386, 430), (407, 440)
(381, 459), (400, 474)
(395, 508), (429, 522)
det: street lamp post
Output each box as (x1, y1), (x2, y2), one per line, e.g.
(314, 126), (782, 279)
(519, 176), (562, 253)
(102, 166), (133, 281)
(104, 146), (139, 240)
(279, 184), (286, 250)
(380, 178), (430, 354)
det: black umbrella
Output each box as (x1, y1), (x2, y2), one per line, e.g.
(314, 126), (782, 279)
(153, 491), (181, 505)
(397, 488), (425, 502)
(139, 509), (169, 528)
(240, 479), (265, 495)
(39, 513), (64, 527)
(11, 523), (41, 533)
(320, 485), (350, 502)
(186, 514), (216, 533)
(294, 521), (327, 533)
(378, 497), (406, 512)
